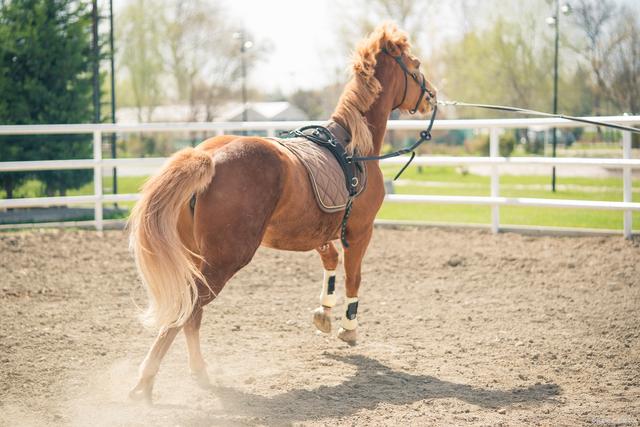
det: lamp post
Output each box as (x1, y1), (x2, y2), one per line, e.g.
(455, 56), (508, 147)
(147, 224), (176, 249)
(109, 0), (117, 207)
(547, 1), (571, 192)
(233, 31), (253, 126)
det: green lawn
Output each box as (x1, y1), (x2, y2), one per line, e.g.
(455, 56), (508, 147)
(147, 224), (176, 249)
(2, 166), (638, 230)
(379, 165), (640, 230)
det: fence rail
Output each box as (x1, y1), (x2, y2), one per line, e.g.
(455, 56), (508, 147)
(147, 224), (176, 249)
(0, 116), (638, 237)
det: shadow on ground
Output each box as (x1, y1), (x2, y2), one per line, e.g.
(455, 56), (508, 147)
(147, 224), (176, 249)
(181, 353), (561, 425)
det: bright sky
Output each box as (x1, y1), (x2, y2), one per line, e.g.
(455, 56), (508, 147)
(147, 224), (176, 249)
(220, 0), (344, 94)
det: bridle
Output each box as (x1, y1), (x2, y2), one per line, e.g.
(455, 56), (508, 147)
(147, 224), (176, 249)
(382, 47), (436, 114)
(288, 48), (440, 248)
(350, 48), (438, 181)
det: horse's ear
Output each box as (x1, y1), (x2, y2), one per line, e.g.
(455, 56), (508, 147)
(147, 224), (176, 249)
(384, 39), (401, 56)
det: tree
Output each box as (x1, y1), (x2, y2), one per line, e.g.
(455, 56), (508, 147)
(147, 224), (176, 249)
(0, 0), (94, 198)
(117, 0), (164, 122)
(289, 89), (326, 120)
(163, 0), (263, 121)
(436, 18), (553, 116)
(569, 0), (619, 115)
(568, 0), (639, 116)
(116, 0), (265, 125)
(602, 13), (640, 114)
(335, 0), (436, 59)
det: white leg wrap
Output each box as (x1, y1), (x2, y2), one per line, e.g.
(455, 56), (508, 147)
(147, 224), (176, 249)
(320, 269), (337, 307)
(340, 297), (359, 330)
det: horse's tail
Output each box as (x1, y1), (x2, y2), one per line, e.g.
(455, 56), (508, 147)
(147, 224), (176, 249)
(128, 147), (215, 330)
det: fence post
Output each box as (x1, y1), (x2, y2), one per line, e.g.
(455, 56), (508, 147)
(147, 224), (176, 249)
(623, 131), (632, 239)
(93, 130), (103, 232)
(490, 127), (500, 234)
(267, 128), (275, 138)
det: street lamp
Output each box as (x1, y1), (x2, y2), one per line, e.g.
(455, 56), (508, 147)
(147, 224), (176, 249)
(547, 1), (571, 192)
(233, 31), (253, 126)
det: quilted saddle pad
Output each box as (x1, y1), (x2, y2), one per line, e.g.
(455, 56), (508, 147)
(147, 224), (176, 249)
(271, 137), (367, 213)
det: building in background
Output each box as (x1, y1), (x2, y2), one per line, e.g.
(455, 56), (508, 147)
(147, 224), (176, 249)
(116, 101), (308, 124)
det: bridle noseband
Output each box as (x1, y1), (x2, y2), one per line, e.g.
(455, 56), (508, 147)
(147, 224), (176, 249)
(382, 47), (435, 114)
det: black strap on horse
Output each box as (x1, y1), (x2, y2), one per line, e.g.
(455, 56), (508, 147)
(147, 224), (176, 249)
(348, 47), (439, 181)
(349, 104), (438, 180)
(289, 125), (361, 199)
(289, 124), (361, 248)
(290, 48), (439, 247)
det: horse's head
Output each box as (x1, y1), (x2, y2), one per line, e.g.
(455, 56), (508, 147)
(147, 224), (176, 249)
(352, 23), (437, 116)
(335, 24), (438, 155)
(381, 40), (437, 115)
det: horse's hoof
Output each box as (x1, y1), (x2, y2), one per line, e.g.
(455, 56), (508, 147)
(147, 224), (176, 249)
(191, 369), (212, 390)
(129, 385), (152, 404)
(337, 327), (357, 346)
(129, 377), (153, 404)
(312, 307), (332, 333)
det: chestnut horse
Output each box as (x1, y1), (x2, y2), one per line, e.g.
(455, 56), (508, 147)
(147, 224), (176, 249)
(128, 23), (437, 401)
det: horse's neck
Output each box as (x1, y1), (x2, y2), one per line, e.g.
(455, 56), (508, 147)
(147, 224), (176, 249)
(364, 101), (392, 156)
(330, 68), (396, 156)
(329, 93), (392, 156)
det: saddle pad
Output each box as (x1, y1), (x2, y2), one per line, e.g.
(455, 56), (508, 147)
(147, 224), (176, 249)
(271, 137), (367, 213)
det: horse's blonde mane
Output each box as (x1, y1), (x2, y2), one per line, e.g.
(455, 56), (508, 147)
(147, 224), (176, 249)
(332, 23), (411, 155)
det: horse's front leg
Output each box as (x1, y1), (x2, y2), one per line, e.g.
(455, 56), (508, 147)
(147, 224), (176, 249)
(312, 241), (340, 333)
(337, 226), (373, 345)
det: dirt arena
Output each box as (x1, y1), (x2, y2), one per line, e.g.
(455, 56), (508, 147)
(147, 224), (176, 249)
(1, 226), (639, 426)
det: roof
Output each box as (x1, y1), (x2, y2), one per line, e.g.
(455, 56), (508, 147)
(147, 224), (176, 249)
(116, 101), (308, 124)
(216, 102), (308, 122)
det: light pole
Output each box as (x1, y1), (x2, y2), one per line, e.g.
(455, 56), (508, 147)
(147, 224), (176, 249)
(109, 0), (117, 207)
(546, 1), (571, 192)
(233, 31), (253, 127)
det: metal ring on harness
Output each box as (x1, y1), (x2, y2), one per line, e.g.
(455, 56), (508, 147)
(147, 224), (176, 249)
(351, 177), (359, 187)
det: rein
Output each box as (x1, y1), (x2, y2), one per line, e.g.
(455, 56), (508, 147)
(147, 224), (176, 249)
(437, 100), (640, 134)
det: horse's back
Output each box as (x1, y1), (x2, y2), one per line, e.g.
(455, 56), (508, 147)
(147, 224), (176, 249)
(195, 135), (341, 251)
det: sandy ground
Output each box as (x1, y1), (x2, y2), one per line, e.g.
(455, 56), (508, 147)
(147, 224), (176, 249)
(0, 227), (639, 426)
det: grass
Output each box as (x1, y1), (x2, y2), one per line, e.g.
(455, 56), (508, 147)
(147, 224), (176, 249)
(2, 166), (638, 230)
(380, 165), (640, 230)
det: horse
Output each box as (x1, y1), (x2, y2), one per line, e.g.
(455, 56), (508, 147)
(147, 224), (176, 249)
(127, 23), (437, 402)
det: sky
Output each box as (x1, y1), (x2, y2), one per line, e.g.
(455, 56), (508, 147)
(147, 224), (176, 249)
(219, 0), (344, 94)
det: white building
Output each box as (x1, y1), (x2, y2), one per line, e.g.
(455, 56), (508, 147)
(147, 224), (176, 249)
(116, 101), (308, 124)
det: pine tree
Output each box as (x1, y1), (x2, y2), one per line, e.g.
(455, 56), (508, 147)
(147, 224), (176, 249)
(0, 0), (94, 197)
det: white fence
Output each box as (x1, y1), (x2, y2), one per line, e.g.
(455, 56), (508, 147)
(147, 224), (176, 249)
(0, 116), (639, 238)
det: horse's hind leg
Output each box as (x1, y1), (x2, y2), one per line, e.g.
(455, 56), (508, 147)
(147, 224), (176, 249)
(183, 278), (221, 389)
(131, 240), (261, 402)
(312, 241), (340, 333)
(184, 306), (208, 387)
(129, 326), (181, 402)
